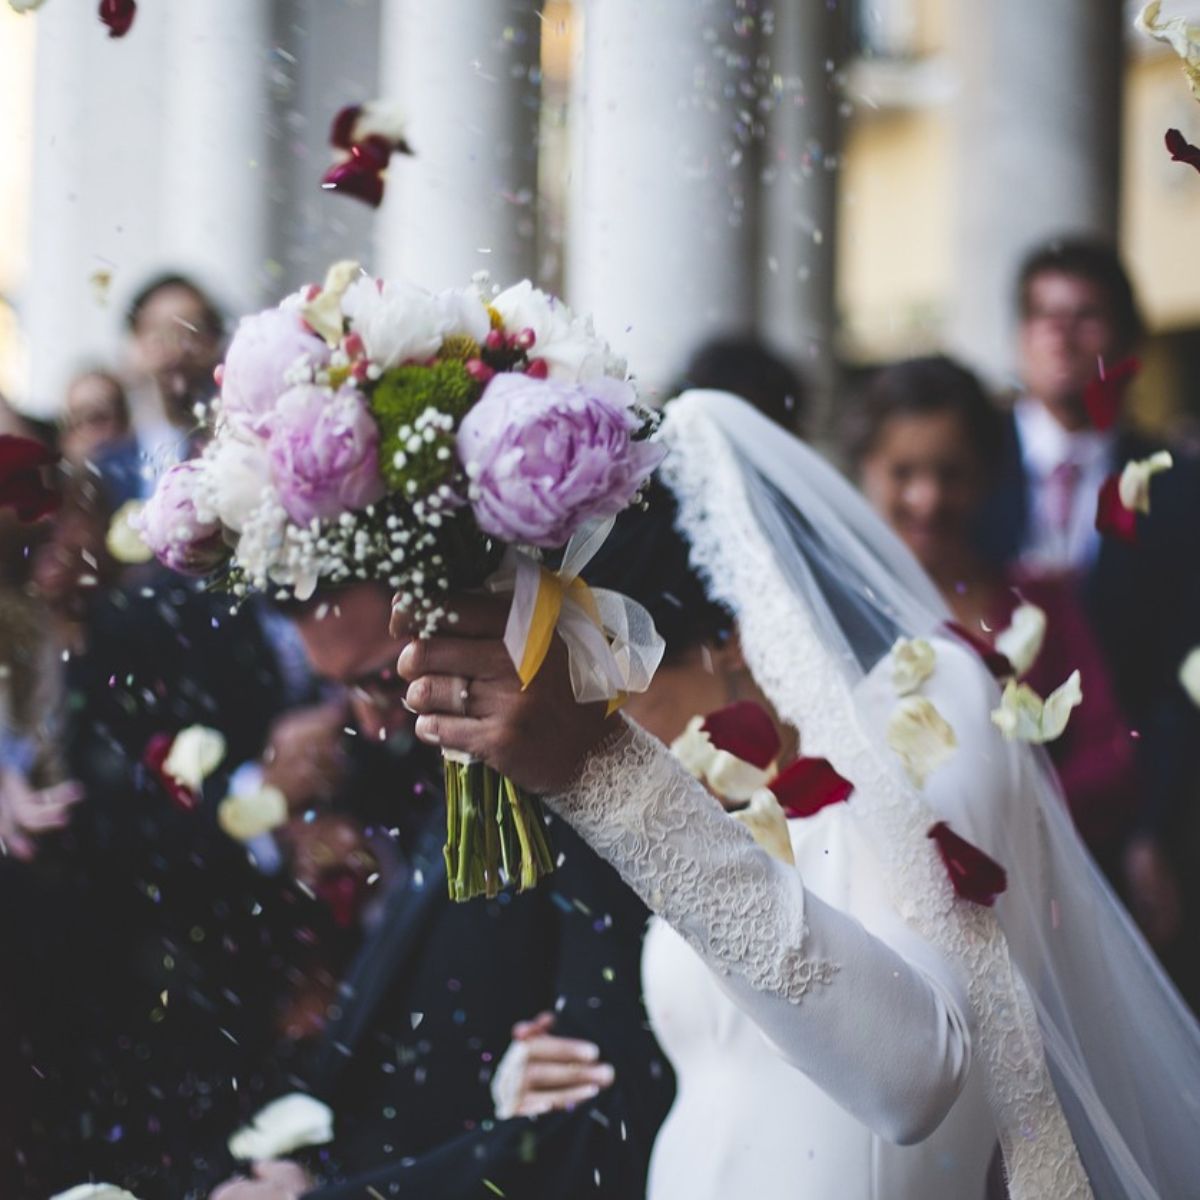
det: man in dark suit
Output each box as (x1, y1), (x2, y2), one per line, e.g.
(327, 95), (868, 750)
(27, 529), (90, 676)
(208, 582), (673, 1200)
(975, 237), (1200, 969)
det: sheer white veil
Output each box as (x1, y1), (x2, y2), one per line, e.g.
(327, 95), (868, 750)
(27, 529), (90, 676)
(659, 390), (1200, 1199)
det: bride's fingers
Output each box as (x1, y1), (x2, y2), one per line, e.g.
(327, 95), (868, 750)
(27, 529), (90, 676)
(517, 1081), (608, 1116)
(405, 674), (503, 718)
(520, 1034), (602, 1064)
(413, 713), (489, 758)
(396, 636), (513, 684)
(523, 1060), (615, 1091)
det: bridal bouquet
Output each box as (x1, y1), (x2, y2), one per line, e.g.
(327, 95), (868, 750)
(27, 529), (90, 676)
(137, 262), (665, 901)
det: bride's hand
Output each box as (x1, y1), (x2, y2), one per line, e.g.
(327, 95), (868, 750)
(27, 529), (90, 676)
(395, 593), (618, 794)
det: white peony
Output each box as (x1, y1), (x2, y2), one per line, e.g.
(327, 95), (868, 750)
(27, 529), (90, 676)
(229, 1092), (335, 1162)
(886, 696), (958, 788)
(995, 603), (1047, 678)
(491, 280), (625, 382)
(732, 789), (796, 865)
(340, 276), (449, 369)
(163, 726), (227, 791)
(890, 637), (936, 695)
(50, 1186), (141, 1200)
(218, 785), (289, 843)
(1179, 647), (1200, 707)
(1118, 450), (1173, 515)
(991, 671), (1083, 744)
(435, 285), (492, 345)
(205, 435), (275, 534)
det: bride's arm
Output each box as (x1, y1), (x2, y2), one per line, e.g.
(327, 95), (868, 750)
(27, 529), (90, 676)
(548, 717), (973, 1146)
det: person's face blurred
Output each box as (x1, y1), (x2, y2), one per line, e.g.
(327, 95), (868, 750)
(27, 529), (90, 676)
(292, 584), (411, 742)
(31, 509), (110, 615)
(130, 285), (221, 408)
(859, 410), (987, 577)
(1018, 272), (1124, 429)
(61, 374), (128, 464)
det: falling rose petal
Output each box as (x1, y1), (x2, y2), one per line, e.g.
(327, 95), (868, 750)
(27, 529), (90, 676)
(1118, 450), (1173, 515)
(1082, 356), (1139, 432)
(321, 155), (385, 208)
(1165, 128), (1200, 174)
(218, 785), (288, 843)
(670, 712), (773, 802)
(8, 1), (49, 13)
(329, 104), (363, 151)
(98, 0), (136, 38)
(315, 868), (368, 928)
(991, 670), (1082, 744)
(890, 636), (936, 695)
(1095, 473), (1138, 543)
(994, 603), (1047, 678)
(701, 700), (782, 768)
(0, 434), (60, 522)
(945, 621), (1014, 680)
(163, 725), (226, 791)
(142, 733), (199, 812)
(1178, 647), (1200, 707)
(769, 755), (853, 818)
(732, 790), (795, 865)
(301, 260), (363, 347)
(1137, 2), (1200, 98)
(886, 696), (957, 788)
(228, 1093), (334, 1162)
(928, 822), (1007, 906)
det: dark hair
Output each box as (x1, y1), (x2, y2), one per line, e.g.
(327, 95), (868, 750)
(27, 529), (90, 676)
(125, 272), (225, 339)
(580, 478), (732, 659)
(64, 367), (131, 430)
(676, 336), (806, 432)
(847, 355), (1005, 475)
(1016, 236), (1144, 350)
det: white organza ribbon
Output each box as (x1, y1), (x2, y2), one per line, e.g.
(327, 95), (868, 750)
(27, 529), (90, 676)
(492, 517), (665, 712)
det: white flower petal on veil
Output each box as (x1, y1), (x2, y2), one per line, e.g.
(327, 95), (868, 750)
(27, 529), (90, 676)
(994, 603), (1047, 678)
(885, 696), (958, 788)
(889, 637), (936, 695)
(991, 671), (1082, 744)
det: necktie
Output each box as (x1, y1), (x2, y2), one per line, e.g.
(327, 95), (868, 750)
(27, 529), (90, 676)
(1046, 460), (1081, 534)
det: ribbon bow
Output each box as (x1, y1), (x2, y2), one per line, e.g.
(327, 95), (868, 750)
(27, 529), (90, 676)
(494, 518), (665, 715)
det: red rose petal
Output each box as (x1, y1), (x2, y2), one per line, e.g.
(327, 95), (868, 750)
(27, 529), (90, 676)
(769, 755), (853, 818)
(329, 104), (363, 151)
(1082, 356), (1139, 432)
(98, 0), (136, 38)
(944, 621), (1014, 680)
(315, 868), (367, 929)
(0, 435), (56, 472)
(142, 732), (200, 813)
(701, 701), (782, 769)
(928, 821), (1007, 906)
(321, 158), (386, 208)
(1095, 473), (1138, 543)
(0, 436), (60, 522)
(1166, 127), (1200, 174)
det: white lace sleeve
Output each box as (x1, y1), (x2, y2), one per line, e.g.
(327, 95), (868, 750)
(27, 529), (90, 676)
(548, 718), (974, 1144)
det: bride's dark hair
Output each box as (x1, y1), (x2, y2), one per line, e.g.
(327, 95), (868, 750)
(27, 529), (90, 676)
(580, 476), (732, 659)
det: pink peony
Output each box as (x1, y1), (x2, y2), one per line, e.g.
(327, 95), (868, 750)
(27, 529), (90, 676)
(266, 385), (386, 525)
(221, 308), (331, 434)
(457, 373), (664, 548)
(137, 461), (229, 575)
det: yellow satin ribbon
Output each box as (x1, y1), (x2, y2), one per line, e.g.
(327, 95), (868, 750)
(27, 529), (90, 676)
(518, 564), (627, 716)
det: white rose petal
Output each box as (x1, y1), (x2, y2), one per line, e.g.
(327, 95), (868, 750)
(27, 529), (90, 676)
(1137, 2), (1200, 97)
(1180, 647), (1200, 706)
(890, 637), (936, 695)
(302, 260), (363, 346)
(163, 726), (227, 791)
(668, 717), (772, 802)
(1117, 451), (1173, 515)
(886, 696), (958, 788)
(228, 1092), (335, 1162)
(106, 501), (154, 565)
(8, 0), (48, 12)
(218, 785), (289, 842)
(732, 789), (796, 865)
(991, 670), (1083, 744)
(50, 1186), (141, 1200)
(670, 716), (716, 778)
(995, 603), (1047, 678)
(350, 100), (410, 148)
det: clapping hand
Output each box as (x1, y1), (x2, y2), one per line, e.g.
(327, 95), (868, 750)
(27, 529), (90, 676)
(0, 771), (84, 861)
(210, 1159), (311, 1199)
(395, 593), (617, 794)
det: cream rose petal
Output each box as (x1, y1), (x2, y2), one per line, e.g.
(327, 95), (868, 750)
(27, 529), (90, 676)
(1179, 647), (1200, 706)
(886, 696), (958, 788)
(705, 749), (773, 802)
(890, 636), (936, 695)
(991, 670), (1083, 744)
(163, 726), (227, 791)
(1117, 451), (1173, 515)
(228, 1092), (335, 1162)
(301, 259), (363, 347)
(995, 603), (1047, 677)
(106, 500), (154, 565)
(1137, 2), (1200, 97)
(732, 789), (796, 865)
(218, 785), (288, 843)
(8, 0), (47, 12)
(50, 1186), (141, 1200)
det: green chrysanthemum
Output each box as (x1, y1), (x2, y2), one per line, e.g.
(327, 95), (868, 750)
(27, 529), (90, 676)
(369, 360), (481, 493)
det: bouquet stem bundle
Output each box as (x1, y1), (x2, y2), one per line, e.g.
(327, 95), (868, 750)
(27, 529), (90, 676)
(442, 755), (555, 900)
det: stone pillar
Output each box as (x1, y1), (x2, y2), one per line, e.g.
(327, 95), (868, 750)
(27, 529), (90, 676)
(159, 2), (276, 320)
(567, 0), (762, 399)
(757, 0), (844, 429)
(948, 0), (1124, 383)
(376, 0), (541, 289)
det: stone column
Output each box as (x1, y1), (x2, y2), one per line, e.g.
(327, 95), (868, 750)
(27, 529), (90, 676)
(757, 0), (844, 428)
(376, 0), (541, 289)
(567, 0), (762, 399)
(948, 0), (1124, 382)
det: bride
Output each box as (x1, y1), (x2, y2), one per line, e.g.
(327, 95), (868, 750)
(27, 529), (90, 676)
(397, 390), (1200, 1199)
